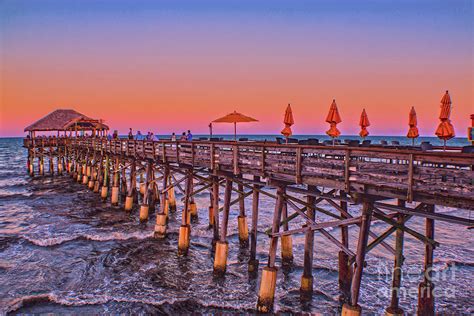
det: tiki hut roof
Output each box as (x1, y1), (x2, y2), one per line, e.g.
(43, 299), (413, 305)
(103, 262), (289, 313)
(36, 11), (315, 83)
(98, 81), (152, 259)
(24, 109), (109, 132)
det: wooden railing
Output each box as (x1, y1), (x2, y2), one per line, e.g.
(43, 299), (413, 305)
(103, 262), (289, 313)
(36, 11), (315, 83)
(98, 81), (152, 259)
(24, 137), (474, 209)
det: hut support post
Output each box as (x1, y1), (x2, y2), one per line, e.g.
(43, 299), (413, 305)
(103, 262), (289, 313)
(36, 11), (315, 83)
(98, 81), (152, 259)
(256, 185), (285, 313)
(178, 169), (193, 255)
(342, 200), (373, 316)
(417, 204), (435, 316)
(237, 183), (249, 247)
(248, 176), (260, 274)
(213, 178), (232, 274)
(301, 187), (316, 295)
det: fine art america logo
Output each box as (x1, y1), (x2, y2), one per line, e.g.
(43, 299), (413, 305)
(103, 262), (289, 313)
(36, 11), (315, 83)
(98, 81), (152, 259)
(375, 262), (458, 301)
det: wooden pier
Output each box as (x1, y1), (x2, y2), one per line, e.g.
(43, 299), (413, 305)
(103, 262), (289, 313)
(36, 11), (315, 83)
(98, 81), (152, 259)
(24, 135), (474, 315)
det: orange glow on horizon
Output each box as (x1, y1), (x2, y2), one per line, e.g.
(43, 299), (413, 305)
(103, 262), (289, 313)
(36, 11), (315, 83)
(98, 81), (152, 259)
(1, 1), (472, 137)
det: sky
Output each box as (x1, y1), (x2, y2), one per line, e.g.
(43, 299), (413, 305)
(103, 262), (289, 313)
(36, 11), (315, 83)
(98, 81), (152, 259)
(0, 0), (472, 137)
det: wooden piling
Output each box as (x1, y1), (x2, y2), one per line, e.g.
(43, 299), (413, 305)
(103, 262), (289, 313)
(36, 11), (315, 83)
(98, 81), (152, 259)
(178, 169), (193, 255)
(125, 160), (136, 211)
(386, 200), (406, 316)
(417, 204), (435, 316)
(237, 183), (249, 247)
(111, 158), (120, 206)
(301, 186), (316, 294)
(212, 175), (220, 247)
(248, 176), (260, 274)
(167, 175), (176, 212)
(140, 162), (152, 221)
(101, 155), (109, 200)
(213, 178), (232, 274)
(280, 196), (293, 263)
(339, 191), (352, 301)
(342, 199), (373, 315)
(257, 185), (285, 313)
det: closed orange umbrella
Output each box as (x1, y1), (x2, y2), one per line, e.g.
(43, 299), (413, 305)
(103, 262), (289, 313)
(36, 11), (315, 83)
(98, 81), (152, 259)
(281, 104), (294, 141)
(359, 109), (370, 138)
(407, 106), (419, 145)
(435, 90), (455, 148)
(325, 99), (342, 139)
(212, 110), (258, 141)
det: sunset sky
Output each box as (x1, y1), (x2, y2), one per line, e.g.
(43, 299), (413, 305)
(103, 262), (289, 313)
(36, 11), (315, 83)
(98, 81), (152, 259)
(1, 0), (472, 137)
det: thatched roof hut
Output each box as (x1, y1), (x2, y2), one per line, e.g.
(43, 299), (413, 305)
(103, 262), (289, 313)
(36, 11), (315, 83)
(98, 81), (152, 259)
(24, 109), (109, 133)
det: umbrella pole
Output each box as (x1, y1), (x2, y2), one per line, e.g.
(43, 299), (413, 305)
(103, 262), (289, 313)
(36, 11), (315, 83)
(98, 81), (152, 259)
(443, 139), (446, 151)
(234, 122), (237, 141)
(412, 138), (414, 146)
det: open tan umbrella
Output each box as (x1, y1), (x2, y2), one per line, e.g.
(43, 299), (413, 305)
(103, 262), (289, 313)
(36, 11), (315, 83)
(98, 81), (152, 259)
(435, 90), (455, 149)
(325, 99), (342, 142)
(407, 106), (419, 145)
(359, 109), (370, 138)
(212, 110), (258, 141)
(281, 104), (294, 142)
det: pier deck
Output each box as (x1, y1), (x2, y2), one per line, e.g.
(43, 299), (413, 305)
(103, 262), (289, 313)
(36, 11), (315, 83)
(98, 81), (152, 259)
(23, 136), (474, 315)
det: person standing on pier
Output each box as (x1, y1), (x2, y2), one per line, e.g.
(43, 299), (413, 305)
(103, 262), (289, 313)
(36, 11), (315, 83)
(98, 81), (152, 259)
(128, 128), (133, 140)
(187, 130), (193, 141)
(180, 132), (187, 141)
(171, 132), (177, 141)
(135, 131), (143, 140)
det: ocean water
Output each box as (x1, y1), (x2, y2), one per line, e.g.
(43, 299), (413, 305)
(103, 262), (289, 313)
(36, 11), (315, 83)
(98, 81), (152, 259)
(0, 136), (472, 315)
